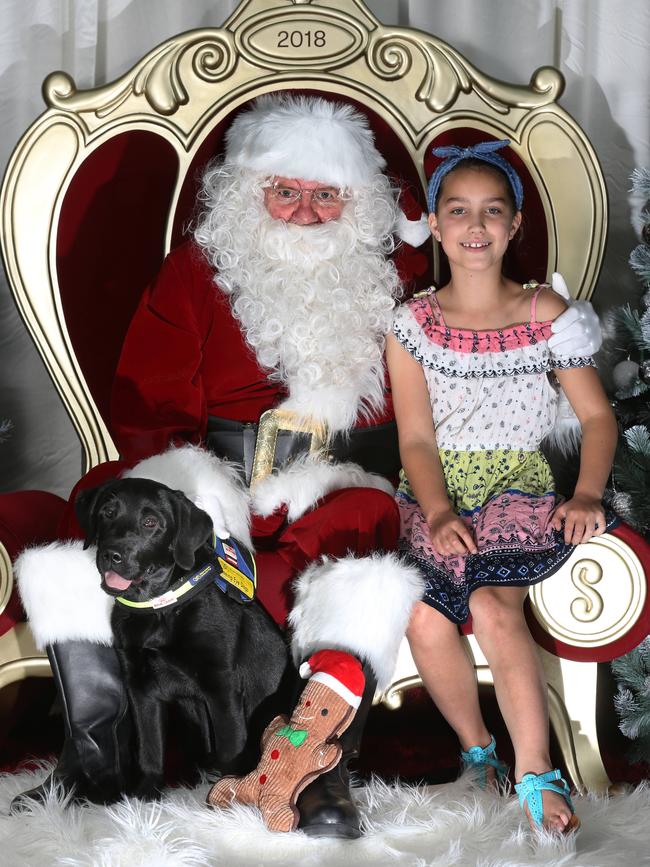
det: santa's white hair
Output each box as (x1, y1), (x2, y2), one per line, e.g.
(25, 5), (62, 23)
(192, 161), (402, 431)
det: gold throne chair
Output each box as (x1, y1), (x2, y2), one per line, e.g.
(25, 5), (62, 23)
(1, 0), (648, 794)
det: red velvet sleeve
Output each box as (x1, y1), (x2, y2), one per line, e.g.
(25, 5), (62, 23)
(111, 244), (214, 463)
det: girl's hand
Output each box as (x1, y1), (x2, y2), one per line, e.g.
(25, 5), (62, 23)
(551, 494), (606, 545)
(427, 509), (478, 557)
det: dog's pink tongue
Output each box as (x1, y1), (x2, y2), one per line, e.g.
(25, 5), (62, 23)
(104, 571), (133, 591)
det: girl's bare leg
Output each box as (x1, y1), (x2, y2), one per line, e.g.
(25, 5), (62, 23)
(407, 601), (491, 753)
(469, 585), (573, 832)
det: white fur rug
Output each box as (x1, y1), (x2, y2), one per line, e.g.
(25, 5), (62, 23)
(1, 765), (649, 867)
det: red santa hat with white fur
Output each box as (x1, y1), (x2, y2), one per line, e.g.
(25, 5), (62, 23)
(224, 93), (430, 247)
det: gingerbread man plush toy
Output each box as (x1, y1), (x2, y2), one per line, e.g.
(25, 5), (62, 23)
(208, 650), (365, 832)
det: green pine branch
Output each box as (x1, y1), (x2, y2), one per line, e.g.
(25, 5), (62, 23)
(609, 166), (650, 761)
(631, 166), (650, 199)
(615, 305), (650, 353)
(630, 244), (650, 287)
(612, 639), (650, 762)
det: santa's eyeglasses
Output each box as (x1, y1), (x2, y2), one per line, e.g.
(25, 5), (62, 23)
(265, 180), (351, 207)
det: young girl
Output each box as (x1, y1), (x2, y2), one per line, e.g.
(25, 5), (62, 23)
(386, 140), (618, 834)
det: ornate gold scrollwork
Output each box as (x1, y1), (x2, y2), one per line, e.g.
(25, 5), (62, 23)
(43, 31), (237, 117)
(570, 559), (604, 623)
(368, 34), (464, 112)
(1, 0), (608, 483)
(368, 32), (563, 114)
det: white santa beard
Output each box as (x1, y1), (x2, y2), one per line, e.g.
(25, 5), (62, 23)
(209, 195), (401, 432)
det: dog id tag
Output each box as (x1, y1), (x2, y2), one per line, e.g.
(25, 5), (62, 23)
(214, 535), (256, 604)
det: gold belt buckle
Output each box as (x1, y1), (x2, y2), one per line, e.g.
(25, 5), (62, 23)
(250, 408), (330, 488)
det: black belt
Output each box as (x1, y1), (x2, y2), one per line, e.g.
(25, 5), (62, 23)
(206, 412), (400, 486)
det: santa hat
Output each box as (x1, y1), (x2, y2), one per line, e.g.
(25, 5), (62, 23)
(299, 649), (365, 709)
(225, 93), (384, 189)
(225, 93), (430, 247)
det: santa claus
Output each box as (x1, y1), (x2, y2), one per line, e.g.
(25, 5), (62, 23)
(13, 93), (599, 837)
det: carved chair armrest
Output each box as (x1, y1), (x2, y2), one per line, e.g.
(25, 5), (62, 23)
(526, 523), (649, 663)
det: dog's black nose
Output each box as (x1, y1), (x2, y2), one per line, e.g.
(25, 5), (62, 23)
(109, 551), (123, 565)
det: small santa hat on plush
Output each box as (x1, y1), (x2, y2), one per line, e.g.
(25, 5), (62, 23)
(225, 93), (430, 247)
(299, 649), (365, 709)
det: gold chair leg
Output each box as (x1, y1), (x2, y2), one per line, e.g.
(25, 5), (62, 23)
(538, 649), (610, 794)
(469, 637), (610, 794)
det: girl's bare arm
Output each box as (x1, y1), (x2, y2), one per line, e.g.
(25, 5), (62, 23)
(551, 364), (618, 544)
(537, 287), (618, 544)
(386, 332), (477, 555)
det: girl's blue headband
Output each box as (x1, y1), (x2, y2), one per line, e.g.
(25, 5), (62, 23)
(426, 139), (524, 213)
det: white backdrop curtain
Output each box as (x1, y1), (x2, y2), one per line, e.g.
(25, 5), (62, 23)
(1, 0), (648, 498)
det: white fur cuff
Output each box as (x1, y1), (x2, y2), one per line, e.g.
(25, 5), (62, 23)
(542, 390), (582, 457)
(124, 444), (252, 547)
(288, 553), (424, 691)
(251, 455), (394, 522)
(15, 541), (113, 650)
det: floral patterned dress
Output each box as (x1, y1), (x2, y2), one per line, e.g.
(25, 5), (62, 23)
(392, 285), (613, 624)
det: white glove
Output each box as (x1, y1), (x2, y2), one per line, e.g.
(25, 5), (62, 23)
(192, 493), (230, 540)
(547, 272), (602, 358)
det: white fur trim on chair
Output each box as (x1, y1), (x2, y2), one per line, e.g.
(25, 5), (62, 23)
(15, 541), (113, 650)
(288, 553), (424, 691)
(124, 444), (252, 546)
(251, 454), (394, 522)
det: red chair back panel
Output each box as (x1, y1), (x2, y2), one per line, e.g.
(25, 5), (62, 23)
(57, 132), (179, 426)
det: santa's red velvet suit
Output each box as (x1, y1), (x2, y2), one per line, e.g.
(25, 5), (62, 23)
(80, 238), (407, 628)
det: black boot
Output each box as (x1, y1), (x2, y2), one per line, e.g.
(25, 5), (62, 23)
(10, 641), (131, 812)
(296, 662), (377, 838)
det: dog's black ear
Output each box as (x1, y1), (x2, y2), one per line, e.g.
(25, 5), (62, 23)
(170, 490), (214, 572)
(74, 481), (118, 549)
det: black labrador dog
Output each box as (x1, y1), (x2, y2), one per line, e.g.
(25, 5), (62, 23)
(76, 476), (292, 799)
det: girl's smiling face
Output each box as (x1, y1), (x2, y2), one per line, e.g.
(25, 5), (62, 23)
(428, 165), (521, 272)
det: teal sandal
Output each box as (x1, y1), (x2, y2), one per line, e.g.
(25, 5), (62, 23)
(460, 734), (508, 789)
(515, 769), (580, 834)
